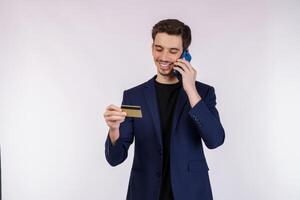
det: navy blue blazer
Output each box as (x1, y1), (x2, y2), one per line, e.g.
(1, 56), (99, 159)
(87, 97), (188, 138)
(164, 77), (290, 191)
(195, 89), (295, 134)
(105, 75), (225, 200)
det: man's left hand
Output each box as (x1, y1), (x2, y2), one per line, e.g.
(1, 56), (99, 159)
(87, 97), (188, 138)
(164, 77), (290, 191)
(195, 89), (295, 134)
(173, 59), (202, 107)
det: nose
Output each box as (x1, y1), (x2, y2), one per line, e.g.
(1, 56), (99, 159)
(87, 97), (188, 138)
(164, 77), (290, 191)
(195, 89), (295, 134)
(159, 51), (171, 61)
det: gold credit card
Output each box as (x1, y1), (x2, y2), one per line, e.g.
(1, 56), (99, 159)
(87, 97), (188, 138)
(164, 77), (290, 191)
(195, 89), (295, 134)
(121, 105), (142, 118)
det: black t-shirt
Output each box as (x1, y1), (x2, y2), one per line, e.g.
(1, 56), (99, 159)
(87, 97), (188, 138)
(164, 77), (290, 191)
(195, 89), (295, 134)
(155, 80), (181, 200)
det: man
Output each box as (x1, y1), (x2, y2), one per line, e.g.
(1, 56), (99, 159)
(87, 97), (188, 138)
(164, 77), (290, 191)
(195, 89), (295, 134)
(103, 19), (225, 200)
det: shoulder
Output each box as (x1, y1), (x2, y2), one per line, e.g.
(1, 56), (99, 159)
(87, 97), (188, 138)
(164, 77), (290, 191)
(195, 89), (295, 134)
(122, 78), (216, 97)
(195, 81), (213, 90)
(123, 80), (149, 96)
(195, 81), (215, 98)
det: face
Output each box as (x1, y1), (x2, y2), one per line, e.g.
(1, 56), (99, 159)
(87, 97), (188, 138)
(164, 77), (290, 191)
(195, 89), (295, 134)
(152, 32), (183, 78)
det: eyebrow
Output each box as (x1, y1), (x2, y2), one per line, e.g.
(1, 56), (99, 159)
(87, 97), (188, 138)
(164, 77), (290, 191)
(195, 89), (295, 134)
(154, 45), (180, 51)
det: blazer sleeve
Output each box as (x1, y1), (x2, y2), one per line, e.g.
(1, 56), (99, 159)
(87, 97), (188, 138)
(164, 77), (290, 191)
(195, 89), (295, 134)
(188, 86), (225, 149)
(105, 90), (134, 166)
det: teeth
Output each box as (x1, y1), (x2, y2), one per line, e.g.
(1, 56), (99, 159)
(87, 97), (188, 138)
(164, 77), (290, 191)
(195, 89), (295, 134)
(159, 62), (171, 67)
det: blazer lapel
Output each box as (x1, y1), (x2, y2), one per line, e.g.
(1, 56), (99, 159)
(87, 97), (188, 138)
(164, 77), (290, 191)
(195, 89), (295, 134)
(143, 75), (189, 146)
(171, 86), (188, 135)
(143, 76), (162, 146)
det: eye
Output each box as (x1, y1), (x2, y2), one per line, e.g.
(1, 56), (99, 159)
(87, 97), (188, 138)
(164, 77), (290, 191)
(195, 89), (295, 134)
(156, 49), (163, 52)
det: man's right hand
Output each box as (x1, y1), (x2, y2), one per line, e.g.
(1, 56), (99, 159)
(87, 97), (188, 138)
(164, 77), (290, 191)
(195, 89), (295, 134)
(103, 104), (127, 144)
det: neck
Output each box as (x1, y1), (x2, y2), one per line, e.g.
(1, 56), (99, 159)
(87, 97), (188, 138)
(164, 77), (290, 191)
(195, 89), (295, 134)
(155, 74), (179, 84)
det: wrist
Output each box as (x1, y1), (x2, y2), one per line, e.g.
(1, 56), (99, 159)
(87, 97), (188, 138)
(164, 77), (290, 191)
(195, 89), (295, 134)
(186, 86), (198, 97)
(186, 88), (202, 108)
(109, 128), (120, 145)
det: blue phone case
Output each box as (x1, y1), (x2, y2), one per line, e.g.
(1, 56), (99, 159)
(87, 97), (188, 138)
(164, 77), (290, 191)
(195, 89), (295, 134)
(173, 49), (192, 81)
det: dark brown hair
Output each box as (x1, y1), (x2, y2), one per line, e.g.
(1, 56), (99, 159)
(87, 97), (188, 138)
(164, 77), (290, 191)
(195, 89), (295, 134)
(152, 19), (192, 50)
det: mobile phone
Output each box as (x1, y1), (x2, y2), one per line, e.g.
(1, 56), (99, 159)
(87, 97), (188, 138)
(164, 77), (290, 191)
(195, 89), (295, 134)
(173, 49), (192, 81)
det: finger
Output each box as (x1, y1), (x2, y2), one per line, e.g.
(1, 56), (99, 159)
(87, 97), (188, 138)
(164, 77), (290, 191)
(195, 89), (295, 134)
(107, 119), (124, 127)
(174, 61), (190, 72)
(177, 59), (193, 71)
(105, 110), (126, 116)
(192, 67), (197, 74)
(106, 115), (125, 121)
(106, 104), (122, 112)
(173, 66), (185, 75)
(106, 119), (124, 126)
(104, 111), (126, 117)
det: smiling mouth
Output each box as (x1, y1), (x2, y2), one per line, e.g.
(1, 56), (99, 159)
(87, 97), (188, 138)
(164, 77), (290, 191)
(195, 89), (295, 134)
(158, 61), (173, 69)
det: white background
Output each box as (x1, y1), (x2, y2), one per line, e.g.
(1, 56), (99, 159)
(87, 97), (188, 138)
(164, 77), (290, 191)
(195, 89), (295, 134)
(1, 0), (299, 199)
